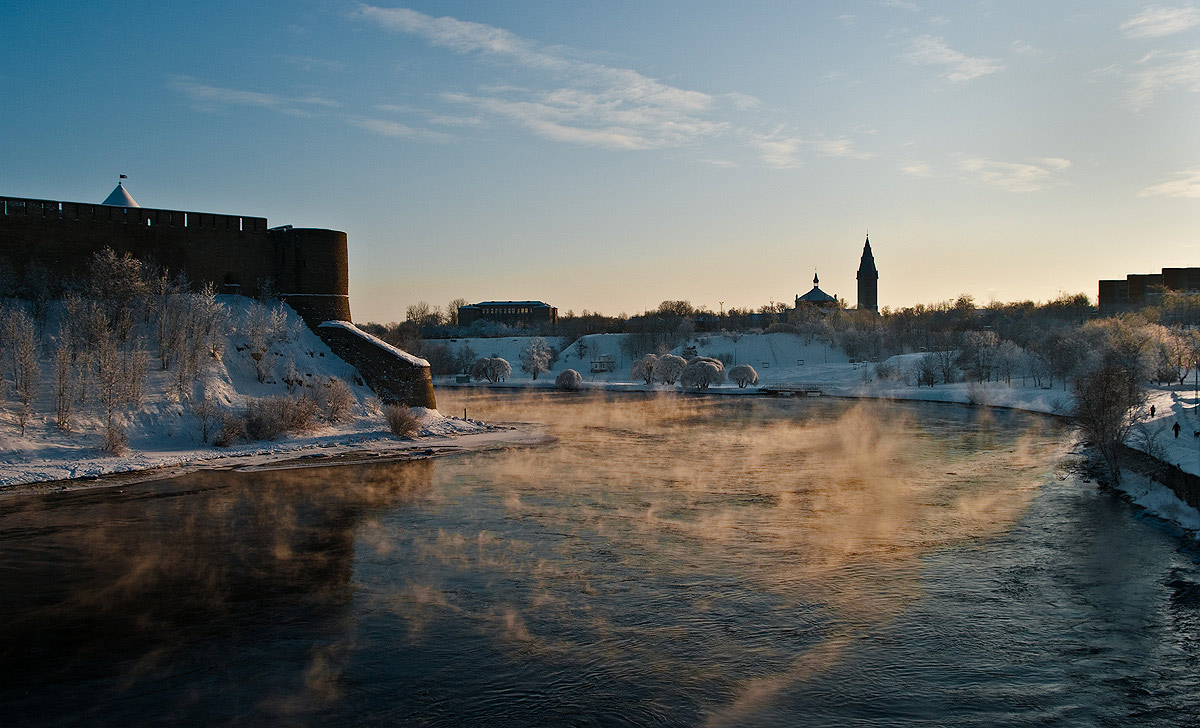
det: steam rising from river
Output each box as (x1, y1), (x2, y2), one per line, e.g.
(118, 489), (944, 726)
(0, 391), (1070, 724)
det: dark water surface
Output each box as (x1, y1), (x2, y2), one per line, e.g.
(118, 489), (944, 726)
(2, 392), (1199, 726)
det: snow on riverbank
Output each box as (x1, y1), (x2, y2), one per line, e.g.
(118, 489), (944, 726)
(0, 299), (536, 492)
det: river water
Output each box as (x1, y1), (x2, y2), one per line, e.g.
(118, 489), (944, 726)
(2, 391), (1199, 726)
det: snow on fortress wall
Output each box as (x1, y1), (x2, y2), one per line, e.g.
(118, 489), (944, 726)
(0, 194), (435, 409)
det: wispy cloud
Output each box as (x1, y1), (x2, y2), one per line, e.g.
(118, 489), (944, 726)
(1010, 40), (1040, 56)
(348, 117), (450, 141)
(172, 78), (340, 116)
(900, 162), (932, 177)
(1121, 5), (1200, 38)
(958, 156), (1071, 192)
(278, 54), (348, 73)
(1139, 168), (1200, 197)
(750, 133), (872, 168)
(354, 5), (735, 151)
(1125, 49), (1200, 109)
(881, 0), (920, 11)
(904, 36), (1005, 82)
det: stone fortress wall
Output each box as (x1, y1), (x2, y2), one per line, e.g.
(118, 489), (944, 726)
(0, 194), (434, 408)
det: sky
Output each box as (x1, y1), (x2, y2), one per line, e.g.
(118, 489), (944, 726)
(2, 1), (1198, 323)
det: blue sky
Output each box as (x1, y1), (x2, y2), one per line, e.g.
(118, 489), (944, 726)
(3, 1), (1198, 322)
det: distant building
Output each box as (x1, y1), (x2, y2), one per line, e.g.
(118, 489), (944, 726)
(1099, 267), (1200, 312)
(794, 273), (839, 313)
(856, 234), (878, 313)
(793, 233), (880, 316)
(458, 300), (557, 328)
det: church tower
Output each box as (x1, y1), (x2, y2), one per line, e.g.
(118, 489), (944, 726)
(856, 234), (878, 313)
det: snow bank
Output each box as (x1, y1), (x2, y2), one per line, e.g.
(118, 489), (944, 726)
(0, 298), (512, 490)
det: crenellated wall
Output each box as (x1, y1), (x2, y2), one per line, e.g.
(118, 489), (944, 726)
(0, 193), (435, 408)
(0, 195), (350, 325)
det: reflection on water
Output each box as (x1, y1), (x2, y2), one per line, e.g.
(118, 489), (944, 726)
(2, 392), (1199, 726)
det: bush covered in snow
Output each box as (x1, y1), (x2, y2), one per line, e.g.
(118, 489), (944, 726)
(556, 369), (583, 391)
(630, 354), (657, 385)
(681, 360), (724, 390)
(470, 357), (512, 383)
(728, 364), (758, 388)
(654, 354), (687, 385)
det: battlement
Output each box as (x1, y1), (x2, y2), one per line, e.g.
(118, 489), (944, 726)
(1, 196), (269, 234)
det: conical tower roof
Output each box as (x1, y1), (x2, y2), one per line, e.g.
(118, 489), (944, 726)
(101, 182), (139, 207)
(858, 234), (876, 274)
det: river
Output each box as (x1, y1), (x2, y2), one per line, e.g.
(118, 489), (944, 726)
(2, 391), (1199, 726)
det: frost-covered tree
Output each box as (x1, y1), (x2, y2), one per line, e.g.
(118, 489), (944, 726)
(655, 354), (687, 385)
(470, 357), (511, 383)
(630, 354), (657, 384)
(729, 363), (758, 388)
(520, 337), (555, 380)
(681, 360), (724, 390)
(556, 369), (583, 391)
(687, 355), (726, 373)
(3, 306), (39, 435)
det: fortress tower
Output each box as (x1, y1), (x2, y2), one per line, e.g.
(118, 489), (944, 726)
(856, 234), (878, 314)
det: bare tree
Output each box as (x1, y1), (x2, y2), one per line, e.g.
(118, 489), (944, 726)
(1072, 359), (1147, 483)
(54, 340), (75, 431)
(4, 306), (39, 435)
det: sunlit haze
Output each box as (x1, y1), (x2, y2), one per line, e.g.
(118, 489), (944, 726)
(3, 1), (1198, 321)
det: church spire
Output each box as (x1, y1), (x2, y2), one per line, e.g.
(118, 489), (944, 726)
(856, 232), (878, 313)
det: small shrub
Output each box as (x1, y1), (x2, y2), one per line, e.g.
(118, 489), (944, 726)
(102, 422), (128, 455)
(556, 369), (583, 391)
(214, 413), (248, 447)
(317, 377), (356, 422)
(244, 396), (319, 441)
(385, 405), (421, 438)
(966, 382), (990, 407)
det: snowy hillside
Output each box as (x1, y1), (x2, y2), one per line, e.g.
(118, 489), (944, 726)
(0, 297), (501, 488)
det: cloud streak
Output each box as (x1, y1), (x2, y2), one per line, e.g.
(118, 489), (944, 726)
(1124, 49), (1200, 110)
(904, 36), (1005, 82)
(172, 78), (341, 116)
(1139, 168), (1200, 197)
(1120, 5), (1200, 38)
(355, 5), (731, 151)
(958, 156), (1071, 192)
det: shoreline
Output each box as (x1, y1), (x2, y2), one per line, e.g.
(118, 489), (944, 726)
(0, 423), (553, 498)
(1, 382), (1061, 497)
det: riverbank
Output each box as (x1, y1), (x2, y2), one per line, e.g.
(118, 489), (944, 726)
(0, 406), (552, 496)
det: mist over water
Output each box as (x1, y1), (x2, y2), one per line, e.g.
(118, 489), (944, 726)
(2, 392), (1199, 726)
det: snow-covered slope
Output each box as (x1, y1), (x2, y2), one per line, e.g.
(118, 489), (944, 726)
(0, 297), (499, 488)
